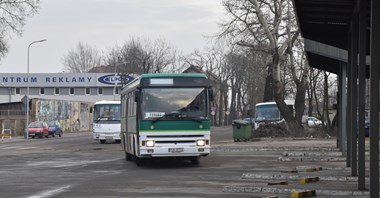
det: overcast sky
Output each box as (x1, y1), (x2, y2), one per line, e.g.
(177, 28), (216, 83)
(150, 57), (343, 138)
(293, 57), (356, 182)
(0, 0), (225, 73)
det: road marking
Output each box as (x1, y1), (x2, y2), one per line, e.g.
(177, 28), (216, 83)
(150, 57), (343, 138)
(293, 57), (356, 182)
(0, 146), (37, 150)
(0, 146), (21, 149)
(18, 147), (38, 150)
(27, 185), (71, 198)
(27, 158), (122, 168)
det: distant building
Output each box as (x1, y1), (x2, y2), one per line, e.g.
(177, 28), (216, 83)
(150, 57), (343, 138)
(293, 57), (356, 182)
(0, 73), (134, 104)
(0, 72), (137, 135)
(0, 98), (93, 135)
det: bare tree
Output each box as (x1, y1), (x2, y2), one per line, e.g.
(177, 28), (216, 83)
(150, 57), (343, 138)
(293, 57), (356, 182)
(105, 36), (180, 74)
(62, 42), (102, 73)
(219, 0), (305, 134)
(308, 68), (323, 117)
(186, 43), (232, 126)
(308, 69), (337, 134)
(0, 0), (40, 61)
(185, 40), (267, 125)
(285, 37), (310, 125)
(240, 48), (267, 113)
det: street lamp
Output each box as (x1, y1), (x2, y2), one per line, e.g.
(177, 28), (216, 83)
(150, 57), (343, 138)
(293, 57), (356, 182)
(25, 39), (46, 140)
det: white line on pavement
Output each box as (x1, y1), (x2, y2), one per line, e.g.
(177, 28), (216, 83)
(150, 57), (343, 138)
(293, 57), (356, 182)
(27, 185), (71, 198)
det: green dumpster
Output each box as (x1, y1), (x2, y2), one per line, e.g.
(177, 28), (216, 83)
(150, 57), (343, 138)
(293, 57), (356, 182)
(232, 120), (252, 142)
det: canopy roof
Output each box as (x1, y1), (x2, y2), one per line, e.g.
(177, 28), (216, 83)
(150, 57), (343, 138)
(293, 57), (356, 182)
(293, 0), (370, 74)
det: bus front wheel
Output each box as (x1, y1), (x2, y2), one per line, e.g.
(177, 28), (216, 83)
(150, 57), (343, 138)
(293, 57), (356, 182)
(135, 157), (146, 166)
(190, 156), (200, 165)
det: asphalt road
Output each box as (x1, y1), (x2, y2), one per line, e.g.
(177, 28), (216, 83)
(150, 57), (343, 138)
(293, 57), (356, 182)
(0, 127), (256, 198)
(0, 127), (372, 198)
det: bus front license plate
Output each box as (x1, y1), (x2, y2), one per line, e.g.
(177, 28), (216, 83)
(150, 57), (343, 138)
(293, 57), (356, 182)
(169, 148), (184, 153)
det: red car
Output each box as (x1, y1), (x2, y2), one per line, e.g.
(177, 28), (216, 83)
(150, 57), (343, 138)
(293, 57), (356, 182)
(28, 121), (49, 138)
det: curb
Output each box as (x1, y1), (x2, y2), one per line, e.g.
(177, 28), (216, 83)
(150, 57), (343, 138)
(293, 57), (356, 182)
(291, 190), (316, 198)
(242, 172), (365, 182)
(298, 177), (319, 184)
(211, 146), (340, 153)
(222, 186), (370, 196)
(304, 167), (322, 172)
(268, 180), (288, 185)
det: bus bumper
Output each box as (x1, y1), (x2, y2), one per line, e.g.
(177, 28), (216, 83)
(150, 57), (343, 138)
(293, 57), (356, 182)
(139, 146), (210, 157)
(93, 132), (121, 141)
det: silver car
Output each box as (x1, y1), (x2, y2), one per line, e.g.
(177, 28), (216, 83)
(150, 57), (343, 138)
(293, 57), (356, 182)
(307, 117), (322, 128)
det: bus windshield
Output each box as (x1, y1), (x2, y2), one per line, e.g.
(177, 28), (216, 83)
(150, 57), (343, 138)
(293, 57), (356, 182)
(94, 104), (121, 121)
(255, 104), (281, 122)
(141, 88), (207, 120)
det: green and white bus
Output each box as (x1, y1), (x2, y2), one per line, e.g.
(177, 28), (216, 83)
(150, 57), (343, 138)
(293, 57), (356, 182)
(120, 73), (213, 166)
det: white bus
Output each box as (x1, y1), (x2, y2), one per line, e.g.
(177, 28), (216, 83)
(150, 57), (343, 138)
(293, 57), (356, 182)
(92, 100), (121, 144)
(254, 100), (295, 129)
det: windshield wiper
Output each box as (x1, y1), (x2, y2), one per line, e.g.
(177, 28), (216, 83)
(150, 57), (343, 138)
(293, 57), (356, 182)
(185, 116), (203, 123)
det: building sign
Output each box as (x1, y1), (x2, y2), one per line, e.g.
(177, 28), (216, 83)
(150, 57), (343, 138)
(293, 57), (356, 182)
(98, 74), (120, 85)
(0, 73), (137, 87)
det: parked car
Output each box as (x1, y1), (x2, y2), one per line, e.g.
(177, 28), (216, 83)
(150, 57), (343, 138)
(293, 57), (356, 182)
(47, 120), (62, 137)
(28, 121), (49, 138)
(307, 117), (322, 128)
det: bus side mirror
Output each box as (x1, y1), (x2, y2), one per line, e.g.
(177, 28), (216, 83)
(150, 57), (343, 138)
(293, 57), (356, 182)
(208, 87), (214, 102)
(90, 107), (93, 113)
(134, 90), (140, 102)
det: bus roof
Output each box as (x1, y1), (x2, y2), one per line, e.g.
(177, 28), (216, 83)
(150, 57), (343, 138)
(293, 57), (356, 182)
(94, 100), (120, 105)
(122, 73), (209, 90)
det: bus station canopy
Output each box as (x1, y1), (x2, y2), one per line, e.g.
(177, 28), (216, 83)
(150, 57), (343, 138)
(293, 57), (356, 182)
(293, 0), (379, 197)
(293, 0), (368, 74)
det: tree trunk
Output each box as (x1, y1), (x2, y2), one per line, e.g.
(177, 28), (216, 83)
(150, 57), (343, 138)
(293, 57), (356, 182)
(272, 52), (303, 135)
(294, 83), (307, 124)
(307, 87), (314, 116)
(263, 64), (274, 102)
(230, 78), (237, 121)
(218, 85), (225, 126)
(223, 90), (229, 125)
(323, 72), (333, 134)
(294, 63), (309, 125)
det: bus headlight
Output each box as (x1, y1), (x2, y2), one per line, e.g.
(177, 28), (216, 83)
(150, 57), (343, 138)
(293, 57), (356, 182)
(196, 139), (206, 146)
(146, 140), (155, 147)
